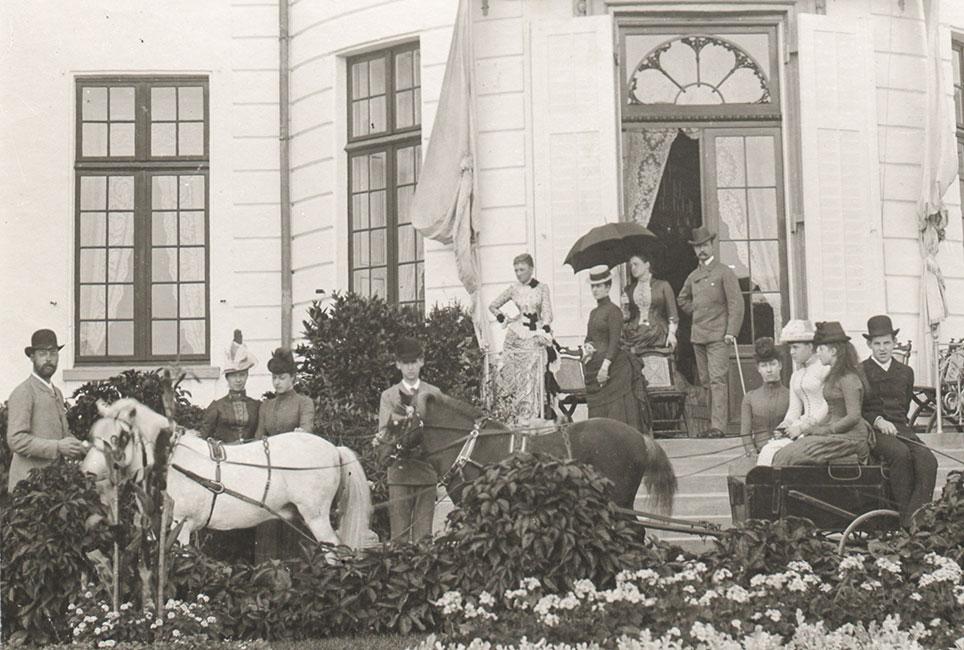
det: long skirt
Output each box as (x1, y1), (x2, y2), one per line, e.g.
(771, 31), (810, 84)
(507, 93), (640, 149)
(585, 349), (652, 434)
(498, 330), (548, 424)
(772, 425), (871, 466)
(620, 320), (668, 355)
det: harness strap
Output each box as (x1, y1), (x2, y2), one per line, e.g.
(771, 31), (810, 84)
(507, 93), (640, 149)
(202, 438), (226, 529)
(170, 463), (316, 545)
(261, 438), (272, 506)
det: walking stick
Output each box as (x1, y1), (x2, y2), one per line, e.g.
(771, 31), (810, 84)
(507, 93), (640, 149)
(732, 337), (747, 396)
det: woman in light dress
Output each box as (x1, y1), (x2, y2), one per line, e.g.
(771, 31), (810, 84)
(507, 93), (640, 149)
(489, 253), (554, 424)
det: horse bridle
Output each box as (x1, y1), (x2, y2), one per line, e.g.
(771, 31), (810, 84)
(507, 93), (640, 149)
(88, 410), (150, 476)
(393, 412), (493, 487)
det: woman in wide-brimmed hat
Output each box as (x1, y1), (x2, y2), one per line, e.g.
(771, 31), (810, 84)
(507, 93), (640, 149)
(771, 321), (872, 466)
(582, 265), (651, 432)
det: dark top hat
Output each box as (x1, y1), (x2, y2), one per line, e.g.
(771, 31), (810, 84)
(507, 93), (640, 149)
(24, 329), (64, 357)
(813, 321), (850, 345)
(267, 347), (297, 375)
(688, 226), (717, 246)
(753, 337), (781, 363)
(395, 336), (424, 363)
(863, 315), (900, 341)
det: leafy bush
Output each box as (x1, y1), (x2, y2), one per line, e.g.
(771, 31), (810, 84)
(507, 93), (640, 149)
(0, 461), (111, 645)
(67, 369), (204, 439)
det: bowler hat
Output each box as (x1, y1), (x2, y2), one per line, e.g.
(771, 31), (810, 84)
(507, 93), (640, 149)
(813, 321), (850, 345)
(753, 337), (781, 363)
(587, 265), (612, 286)
(24, 329), (64, 358)
(779, 319), (816, 344)
(863, 315), (900, 341)
(688, 226), (716, 246)
(395, 336), (424, 363)
(267, 347), (297, 375)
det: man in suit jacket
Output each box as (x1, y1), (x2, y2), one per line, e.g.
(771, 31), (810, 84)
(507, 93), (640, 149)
(861, 315), (938, 527)
(375, 337), (442, 543)
(677, 227), (745, 437)
(7, 329), (86, 490)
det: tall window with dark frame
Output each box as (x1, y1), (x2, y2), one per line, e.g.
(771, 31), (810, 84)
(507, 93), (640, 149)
(954, 41), (964, 242)
(347, 44), (424, 311)
(75, 77), (209, 363)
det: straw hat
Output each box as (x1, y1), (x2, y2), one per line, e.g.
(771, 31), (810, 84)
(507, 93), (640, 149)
(222, 333), (258, 376)
(587, 265), (612, 286)
(779, 319), (816, 344)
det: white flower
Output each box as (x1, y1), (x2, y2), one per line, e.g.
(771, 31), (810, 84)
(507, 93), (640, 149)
(167, 611), (175, 619)
(84, 591), (93, 599)
(839, 553), (866, 573)
(930, 618), (942, 627)
(820, 583), (833, 593)
(572, 579), (596, 599)
(666, 627), (680, 637)
(94, 627), (102, 635)
(73, 628), (82, 637)
(787, 560), (812, 573)
(172, 629), (181, 638)
(875, 557), (902, 575)
(765, 609), (782, 622)
(724, 585), (750, 604)
(206, 615), (217, 624)
(478, 591), (495, 607)
(731, 619), (742, 629)
(787, 577), (808, 592)
(521, 577), (540, 591)
(910, 592), (923, 601)
(543, 613), (560, 627)
(712, 568), (733, 583)
(434, 591), (464, 615)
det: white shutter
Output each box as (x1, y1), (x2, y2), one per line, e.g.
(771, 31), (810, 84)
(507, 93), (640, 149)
(798, 14), (885, 333)
(531, 15), (619, 347)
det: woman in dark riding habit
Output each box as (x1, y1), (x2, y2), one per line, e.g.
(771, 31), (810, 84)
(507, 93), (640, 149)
(620, 251), (679, 354)
(582, 265), (652, 433)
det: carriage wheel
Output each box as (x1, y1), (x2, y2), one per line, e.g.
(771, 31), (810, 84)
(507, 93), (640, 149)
(836, 509), (900, 554)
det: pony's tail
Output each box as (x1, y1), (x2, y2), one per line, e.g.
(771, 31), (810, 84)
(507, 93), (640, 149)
(641, 436), (677, 516)
(335, 446), (372, 549)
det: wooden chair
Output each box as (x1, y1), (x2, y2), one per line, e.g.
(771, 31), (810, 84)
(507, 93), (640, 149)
(638, 347), (687, 436)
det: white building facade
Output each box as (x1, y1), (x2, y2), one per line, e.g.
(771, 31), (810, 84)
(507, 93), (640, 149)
(2, 0), (964, 423)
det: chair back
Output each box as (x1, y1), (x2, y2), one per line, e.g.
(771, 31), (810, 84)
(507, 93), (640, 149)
(892, 341), (912, 366)
(639, 347), (677, 390)
(553, 346), (586, 394)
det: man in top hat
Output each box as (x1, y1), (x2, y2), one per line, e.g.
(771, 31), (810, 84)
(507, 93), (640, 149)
(677, 227), (745, 437)
(7, 329), (86, 490)
(375, 336), (442, 543)
(860, 315), (938, 527)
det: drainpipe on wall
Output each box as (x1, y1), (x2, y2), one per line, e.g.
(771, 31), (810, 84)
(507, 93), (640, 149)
(279, 0), (293, 348)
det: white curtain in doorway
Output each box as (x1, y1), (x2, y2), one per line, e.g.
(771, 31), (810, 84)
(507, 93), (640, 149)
(623, 128), (700, 225)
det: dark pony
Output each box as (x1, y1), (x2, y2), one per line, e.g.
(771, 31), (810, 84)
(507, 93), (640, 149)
(390, 391), (677, 513)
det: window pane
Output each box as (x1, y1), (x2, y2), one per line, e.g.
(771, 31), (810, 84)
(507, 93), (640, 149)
(352, 233), (369, 267)
(416, 262), (425, 303)
(397, 146), (415, 185)
(80, 176), (107, 210)
(745, 137), (776, 186)
(80, 249), (106, 282)
(352, 156), (369, 192)
(718, 189), (748, 239)
(351, 61), (369, 100)
(108, 176), (134, 210)
(107, 321), (134, 356)
(748, 188), (778, 239)
(353, 269), (370, 297)
(370, 229), (386, 266)
(152, 176), (178, 209)
(152, 284), (177, 318)
(108, 284), (133, 319)
(370, 267), (387, 299)
(107, 248), (133, 283)
(416, 231), (424, 259)
(414, 49), (421, 86)
(152, 247), (178, 282)
(716, 137), (746, 187)
(180, 284), (206, 317)
(180, 211), (205, 245)
(109, 123), (135, 157)
(369, 57), (386, 95)
(108, 213), (134, 246)
(180, 176), (205, 208)
(180, 320), (206, 355)
(82, 123), (108, 157)
(399, 264), (416, 302)
(352, 100), (369, 137)
(369, 152), (386, 189)
(178, 87), (204, 120)
(399, 225), (415, 263)
(396, 51), (413, 90)
(80, 212), (107, 246)
(352, 194), (369, 230)
(749, 241), (781, 292)
(151, 123), (177, 156)
(370, 191), (386, 228)
(82, 87), (107, 120)
(369, 96), (386, 133)
(180, 248), (205, 282)
(757, 293), (781, 341)
(396, 90), (414, 129)
(397, 186), (413, 224)
(152, 212), (179, 245)
(954, 49), (961, 84)
(80, 322), (106, 356)
(178, 122), (204, 156)
(109, 87), (135, 120)
(719, 240), (749, 281)
(80, 285), (106, 319)
(413, 88), (421, 126)
(152, 320), (177, 355)
(152, 87), (177, 121)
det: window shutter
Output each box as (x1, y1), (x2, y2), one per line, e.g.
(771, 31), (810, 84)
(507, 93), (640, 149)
(798, 14), (885, 332)
(532, 15), (619, 347)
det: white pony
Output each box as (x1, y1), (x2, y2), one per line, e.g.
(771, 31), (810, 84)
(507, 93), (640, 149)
(81, 397), (372, 550)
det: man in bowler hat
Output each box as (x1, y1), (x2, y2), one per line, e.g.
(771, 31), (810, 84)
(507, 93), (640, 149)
(375, 337), (442, 543)
(7, 329), (86, 490)
(678, 227), (745, 437)
(860, 315), (938, 527)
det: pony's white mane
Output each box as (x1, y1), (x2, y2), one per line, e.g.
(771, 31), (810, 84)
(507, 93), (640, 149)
(97, 397), (172, 445)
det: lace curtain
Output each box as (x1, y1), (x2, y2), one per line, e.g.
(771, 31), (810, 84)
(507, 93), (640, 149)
(623, 128), (700, 226)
